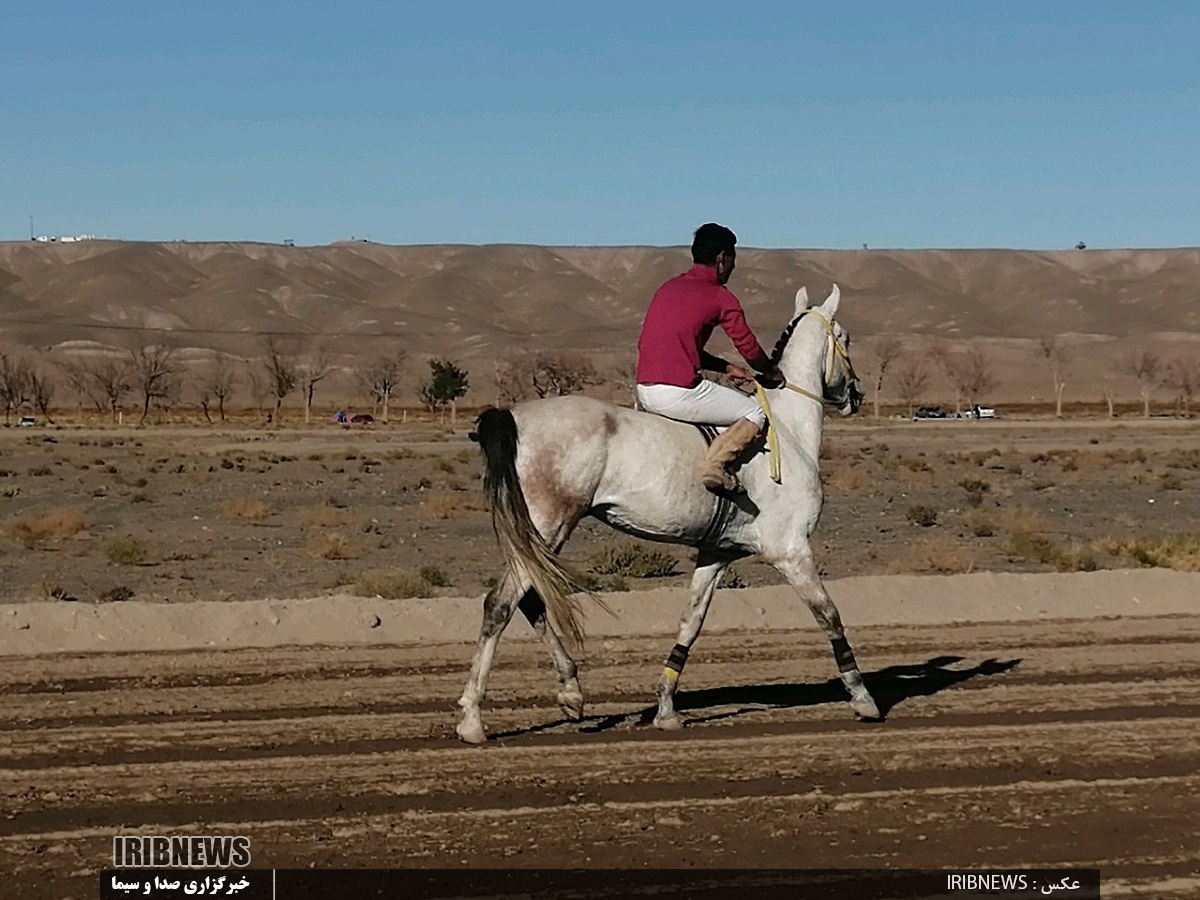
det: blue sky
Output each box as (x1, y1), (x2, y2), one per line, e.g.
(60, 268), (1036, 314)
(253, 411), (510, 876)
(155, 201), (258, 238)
(3, 1), (1196, 249)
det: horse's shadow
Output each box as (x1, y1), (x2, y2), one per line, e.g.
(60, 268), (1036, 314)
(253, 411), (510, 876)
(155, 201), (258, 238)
(491, 655), (1020, 741)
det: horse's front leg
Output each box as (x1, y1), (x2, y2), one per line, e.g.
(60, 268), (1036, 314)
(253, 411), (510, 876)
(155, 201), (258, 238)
(774, 550), (882, 721)
(457, 571), (526, 744)
(654, 553), (729, 730)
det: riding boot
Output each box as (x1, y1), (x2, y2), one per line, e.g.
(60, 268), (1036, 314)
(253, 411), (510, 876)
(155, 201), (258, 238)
(700, 417), (762, 493)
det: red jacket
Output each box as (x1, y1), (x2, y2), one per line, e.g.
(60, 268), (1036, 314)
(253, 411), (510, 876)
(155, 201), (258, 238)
(636, 264), (767, 387)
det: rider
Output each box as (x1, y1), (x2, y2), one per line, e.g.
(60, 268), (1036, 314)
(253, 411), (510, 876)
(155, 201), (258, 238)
(636, 223), (784, 493)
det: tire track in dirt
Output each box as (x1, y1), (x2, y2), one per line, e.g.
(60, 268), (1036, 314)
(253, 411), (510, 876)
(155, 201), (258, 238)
(1, 616), (1197, 899)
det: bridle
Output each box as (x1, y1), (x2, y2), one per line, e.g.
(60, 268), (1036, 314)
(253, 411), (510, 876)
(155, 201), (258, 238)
(754, 308), (861, 484)
(767, 308), (860, 406)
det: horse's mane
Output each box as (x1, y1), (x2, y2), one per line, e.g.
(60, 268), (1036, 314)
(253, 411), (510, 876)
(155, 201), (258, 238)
(770, 315), (802, 365)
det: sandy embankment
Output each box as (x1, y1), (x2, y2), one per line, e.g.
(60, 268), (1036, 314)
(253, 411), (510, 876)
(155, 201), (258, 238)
(0, 569), (1195, 657)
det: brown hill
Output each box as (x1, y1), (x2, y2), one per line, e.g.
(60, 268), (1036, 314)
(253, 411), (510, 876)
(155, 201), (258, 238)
(1, 240), (1197, 407)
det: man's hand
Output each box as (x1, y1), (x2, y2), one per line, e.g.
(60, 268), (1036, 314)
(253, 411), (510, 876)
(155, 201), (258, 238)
(725, 365), (756, 384)
(755, 366), (785, 390)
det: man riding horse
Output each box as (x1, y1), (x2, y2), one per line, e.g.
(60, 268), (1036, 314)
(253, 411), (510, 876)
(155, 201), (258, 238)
(636, 223), (784, 493)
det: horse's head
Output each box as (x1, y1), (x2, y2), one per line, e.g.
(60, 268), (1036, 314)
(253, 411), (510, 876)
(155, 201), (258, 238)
(773, 285), (864, 416)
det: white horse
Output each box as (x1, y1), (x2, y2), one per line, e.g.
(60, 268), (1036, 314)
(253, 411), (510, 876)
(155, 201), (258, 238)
(457, 284), (881, 744)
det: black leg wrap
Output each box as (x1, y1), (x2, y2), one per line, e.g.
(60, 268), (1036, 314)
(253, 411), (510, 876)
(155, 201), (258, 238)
(831, 636), (857, 674)
(664, 644), (690, 675)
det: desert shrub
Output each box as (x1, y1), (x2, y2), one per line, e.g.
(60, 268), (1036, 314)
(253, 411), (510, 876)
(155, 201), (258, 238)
(590, 542), (678, 578)
(1004, 532), (1097, 572)
(310, 533), (355, 560)
(106, 537), (149, 566)
(223, 498), (272, 520)
(828, 466), (872, 491)
(905, 505), (939, 527)
(964, 509), (995, 538)
(423, 490), (483, 519)
(99, 586), (135, 603)
(349, 567), (445, 599)
(575, 571), (630, 593)
(302, 506), (352, 527)
(4, 507), (91, 549)
(435, 459), (456, 474)
(1031, 478), (1056, 491)
(1098, 534), (1200, 572)
(28, 466), (52, 477)
(418, 564), (450, 587)
(885, 536), (973, 574)
(995, 505), (1052, 536)
(718, 567), (748, 589)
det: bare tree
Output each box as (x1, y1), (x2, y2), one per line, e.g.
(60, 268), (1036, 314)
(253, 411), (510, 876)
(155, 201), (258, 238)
(1164, 354), (1199, 418)
(59, 357), (104, 417)
(1100, 375), (1119, 419)
(860, 336), (901, 419)
(928, 342), (968, 414)
(495, 351), (597, 404)
(1122, 349), (1163, 418)
(297, 342), (335, 424)
(0, 352), (32, 425)
(931, 343), (995, 414)
(892, 354), (931, 418)
(198, 354), (238, 423)
(359, 349), (406, 422)
(1038, 336), (1074, 418)
(243, 359), (270, 416)
(91, 358), (134, 423)
(28, 364), (56, 423)
(129, 341), (180, 423)
(960, 347), (997, 410)
(260, 336), (299, 423)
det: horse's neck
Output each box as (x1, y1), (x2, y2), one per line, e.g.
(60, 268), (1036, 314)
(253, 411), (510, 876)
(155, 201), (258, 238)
(776, 329), (827, 459)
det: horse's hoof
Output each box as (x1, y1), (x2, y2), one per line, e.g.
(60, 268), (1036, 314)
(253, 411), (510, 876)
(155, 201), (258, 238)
(456, 721), (487, 744)
(558, 691), (585, 721)
(654, 714), (684, 732)
(851, 696), (883, 721)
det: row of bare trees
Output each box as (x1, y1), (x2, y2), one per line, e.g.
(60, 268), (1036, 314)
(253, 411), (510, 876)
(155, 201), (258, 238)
(864, 335), (1200, 419)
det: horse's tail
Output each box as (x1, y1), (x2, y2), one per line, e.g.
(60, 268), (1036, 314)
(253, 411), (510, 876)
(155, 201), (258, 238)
(471, 407), (586, 647)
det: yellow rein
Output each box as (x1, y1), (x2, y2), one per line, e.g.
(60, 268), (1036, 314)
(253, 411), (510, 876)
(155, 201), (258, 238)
(753, 309), (853, 484)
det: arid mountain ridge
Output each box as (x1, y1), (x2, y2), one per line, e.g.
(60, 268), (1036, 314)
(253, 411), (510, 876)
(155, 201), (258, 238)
(1, 241), (1197, 366)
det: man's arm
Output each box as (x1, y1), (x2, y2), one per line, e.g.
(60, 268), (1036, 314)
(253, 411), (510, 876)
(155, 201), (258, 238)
(699, 350), (733, 374)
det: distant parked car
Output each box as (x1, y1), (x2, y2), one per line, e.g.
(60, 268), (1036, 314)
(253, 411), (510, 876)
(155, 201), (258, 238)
(17, 416), (36, 427)
(914, 406), (947, 419)
(974, 405), (996, 419)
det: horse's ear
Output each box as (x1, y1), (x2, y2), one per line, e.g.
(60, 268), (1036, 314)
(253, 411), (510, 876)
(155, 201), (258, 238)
(794, 287), (812, 315)
(821, 283), (841, 317)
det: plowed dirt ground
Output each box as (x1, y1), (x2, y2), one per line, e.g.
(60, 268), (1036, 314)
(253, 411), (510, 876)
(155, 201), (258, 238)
(3, 614), (1198, 898)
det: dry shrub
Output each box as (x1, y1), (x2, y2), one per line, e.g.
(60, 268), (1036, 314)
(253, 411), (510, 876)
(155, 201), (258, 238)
(590, 542), (678, 578)
(905, 505), (939, 527)
(310, 533), (356, 560)
(223, 498), (272, 520)
(899, 467), (935, 491)
(1097, 534), (1200, 572)
(349, 567), (442, 599)
(423, 490), (482, 519)
(302, 506), (352, 528)
(4, 507), (91, 549)
(828, 466), (872, 491)
(962, 508), (995, 538)
(995, 505), (1052, 536)
(885, 536), (973, 574)
(105, 537), (149, 566)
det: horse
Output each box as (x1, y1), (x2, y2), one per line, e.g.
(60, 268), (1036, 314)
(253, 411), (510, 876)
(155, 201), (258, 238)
(456, 284), (881, 744)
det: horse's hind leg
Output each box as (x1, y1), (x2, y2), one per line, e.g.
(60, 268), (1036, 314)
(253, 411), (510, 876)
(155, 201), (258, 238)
(518, 589), (584, 720)
(456, 571), (527, 744)
(775, 550), (881, 720)
(654, 551), (729, 730)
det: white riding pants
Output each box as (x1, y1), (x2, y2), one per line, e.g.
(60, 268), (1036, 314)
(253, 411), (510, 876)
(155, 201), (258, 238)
(636, 380), (766, 428)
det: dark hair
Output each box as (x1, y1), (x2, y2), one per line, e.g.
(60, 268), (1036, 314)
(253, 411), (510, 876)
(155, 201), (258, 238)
(691, 223), (737, 265)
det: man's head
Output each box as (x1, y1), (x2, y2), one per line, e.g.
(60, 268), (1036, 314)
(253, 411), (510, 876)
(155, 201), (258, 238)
(691, 223), (737, 285)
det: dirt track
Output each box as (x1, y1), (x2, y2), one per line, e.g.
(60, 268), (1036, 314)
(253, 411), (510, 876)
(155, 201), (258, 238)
(3, 613), (1199, 898)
